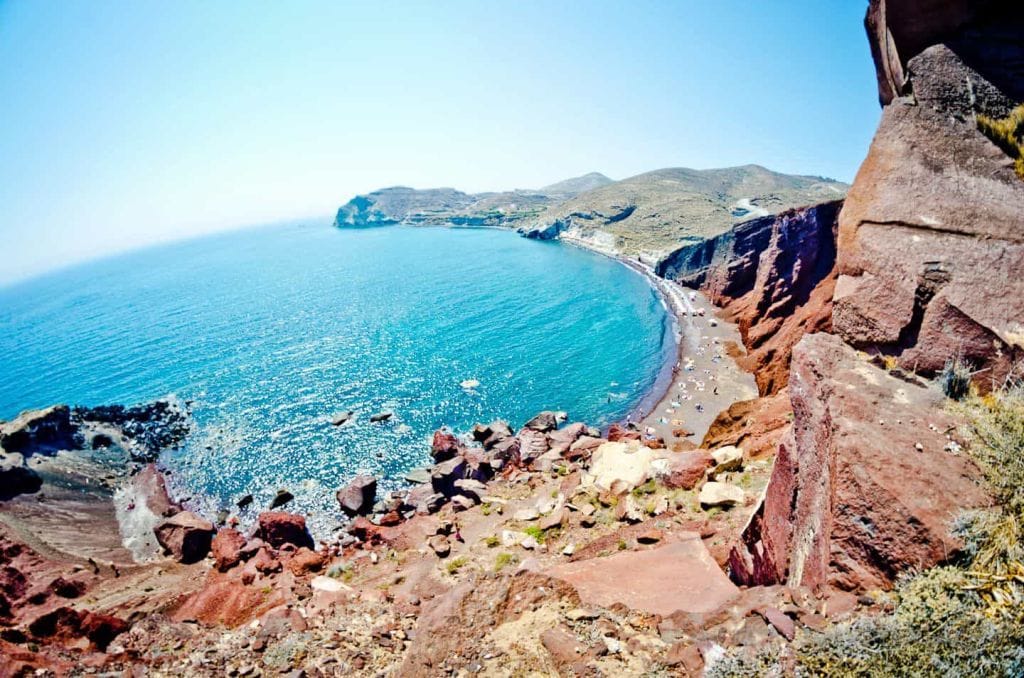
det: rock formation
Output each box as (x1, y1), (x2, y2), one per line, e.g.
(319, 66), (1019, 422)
(658, 200), (843, 395)
(835, 1), (1024, 382)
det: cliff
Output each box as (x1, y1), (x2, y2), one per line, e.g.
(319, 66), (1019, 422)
(717, 0), (1024, 601)
(657, 200), (842, 395)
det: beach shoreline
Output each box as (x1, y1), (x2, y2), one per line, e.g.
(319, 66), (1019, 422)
(557, 236), (758, 446)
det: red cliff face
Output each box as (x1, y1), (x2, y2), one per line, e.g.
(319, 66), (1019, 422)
(728, 334), (990, 591)
(837, 0), (1024, 382)
(705, 0), (1022, 593)
(658, 200), (842, 396)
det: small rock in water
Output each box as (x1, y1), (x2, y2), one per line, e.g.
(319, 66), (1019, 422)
(269, 489), (294, 509)
(460, 379), (480, 389)
(369, 411), (393, 423)
(330, 410), (355, 426)
(236, 494), (254, 509)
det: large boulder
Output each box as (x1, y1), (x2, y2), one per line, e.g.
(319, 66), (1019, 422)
(729, 333), (991, 592)
(661, 450), (713, 490)
(154, 511), (215, 564)
(336, 474), (377, 516)
(430, 456), (468, 497)
(256, 512), (314, 550)
(523, 411), (567, 433)
(835, 4), (1024, 383)
(545, 534), (738, 616)
(430, 429), (461, 462)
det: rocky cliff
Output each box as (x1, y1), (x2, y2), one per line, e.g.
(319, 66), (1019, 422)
(718, 0), (1024, 595)
(836, 1), (1024, 382)
(335, 166), (848, 260)
(520, 165), (847, 261)
(658, 200), (842, 396)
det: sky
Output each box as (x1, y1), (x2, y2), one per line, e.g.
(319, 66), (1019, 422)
(0, 0), (880, 285)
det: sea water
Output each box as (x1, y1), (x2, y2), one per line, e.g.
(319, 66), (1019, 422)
(0, 222), (671, 531)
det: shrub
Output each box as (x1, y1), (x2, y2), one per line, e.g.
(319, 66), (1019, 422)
(977, 105), (1024, 180)
(940, 355), (973, 401)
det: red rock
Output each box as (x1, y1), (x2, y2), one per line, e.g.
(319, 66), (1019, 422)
(211, 528), (246, 572)
(664, 642), (703, 672)
(256, 512), (314, 550)
(835, 6), (1024, 384)
(27, 607), (129, 651)
(658, 201), (842, 396)
(287, 547), (325, 575)
(662, 450), (713, 490)
(47, 576), (85, 599)
(760, 606), (795, 641)
(131, 463), (180, 517)
(606, 423), (641, 443)
(729, 334), (991, 592)
(252, 548), (282, 574)
(701, 391), (792, 460)
(378, 510), (403, 526)
(546, 533), (738, 616)
(153, 511), (215, 564)
(431, 429), (461, 462)
(540, 626), (588, 665)
(516, 428), (549, 464)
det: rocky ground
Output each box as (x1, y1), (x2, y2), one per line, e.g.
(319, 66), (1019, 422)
(3, 0), (1023, 675)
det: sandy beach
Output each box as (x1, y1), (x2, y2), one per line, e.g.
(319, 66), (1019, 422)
(616, 258), (758, 447)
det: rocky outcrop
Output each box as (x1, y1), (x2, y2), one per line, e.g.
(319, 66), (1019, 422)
(658, 201), (843, 395)
(729, 333), (990, 591)
(835, 2), (1024, 381)
(255, 512), (314, 550)
(0, 400), (191, 486)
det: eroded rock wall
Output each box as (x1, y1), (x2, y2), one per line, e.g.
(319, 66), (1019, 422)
(658, 200), (842, 395)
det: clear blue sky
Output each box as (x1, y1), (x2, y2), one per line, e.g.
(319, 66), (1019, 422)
(0, 0), (879, 285)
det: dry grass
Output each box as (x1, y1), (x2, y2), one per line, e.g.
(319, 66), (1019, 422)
(977, 105), (1024, 180)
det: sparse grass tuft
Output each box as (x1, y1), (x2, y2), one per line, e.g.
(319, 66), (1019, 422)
(446, 556), (468, 575)
(483, 535), (500, 548)
(978, 105), (1024, 180)
(494, 552), (518, 572)
(522, 525), (546, 543)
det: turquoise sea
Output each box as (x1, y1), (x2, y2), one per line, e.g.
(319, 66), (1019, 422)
(0, 222), (671, 530)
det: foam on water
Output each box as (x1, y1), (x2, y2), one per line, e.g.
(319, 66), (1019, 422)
(0, 222), (672, 535)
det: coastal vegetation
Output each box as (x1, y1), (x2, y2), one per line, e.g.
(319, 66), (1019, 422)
(977, 105), (1024, 180)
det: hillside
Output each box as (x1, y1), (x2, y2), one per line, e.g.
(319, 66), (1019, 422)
(333, 172), (613, 229)
(520, 165), (848, 260)
(334, 166), (848, 261)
